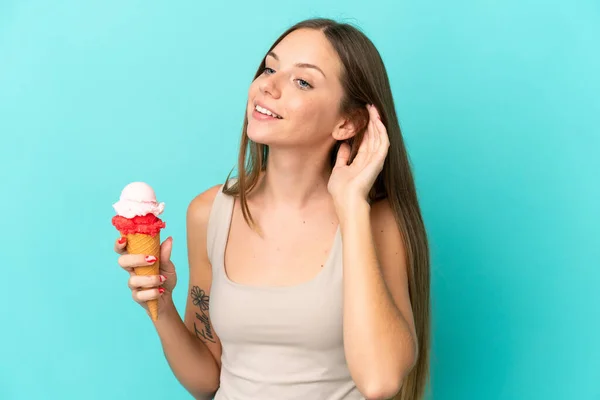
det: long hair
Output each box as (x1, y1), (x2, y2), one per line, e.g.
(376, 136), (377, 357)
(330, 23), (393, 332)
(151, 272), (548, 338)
(223, 18), (431, 400)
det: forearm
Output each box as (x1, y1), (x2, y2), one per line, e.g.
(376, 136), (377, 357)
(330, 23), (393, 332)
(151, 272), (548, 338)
(153, 300), (220, 398)
(339, 200), (415, 397)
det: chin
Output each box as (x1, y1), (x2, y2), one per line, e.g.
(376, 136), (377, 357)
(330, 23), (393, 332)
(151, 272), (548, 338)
(247, 122), (278, 145)
(246, 111), (290, 144)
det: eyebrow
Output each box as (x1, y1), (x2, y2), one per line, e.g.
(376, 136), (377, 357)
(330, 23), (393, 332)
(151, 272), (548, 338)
(267, 51), (326, 78)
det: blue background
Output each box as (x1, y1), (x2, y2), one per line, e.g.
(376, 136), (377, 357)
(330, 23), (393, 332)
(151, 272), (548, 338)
(1, 1), (598, 399)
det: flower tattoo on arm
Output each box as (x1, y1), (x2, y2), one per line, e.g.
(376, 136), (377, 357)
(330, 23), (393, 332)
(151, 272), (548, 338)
(191, 286), (215, 343)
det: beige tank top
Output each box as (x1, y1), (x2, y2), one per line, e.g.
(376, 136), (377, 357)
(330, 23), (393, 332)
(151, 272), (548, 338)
(207, 183), (364, 400)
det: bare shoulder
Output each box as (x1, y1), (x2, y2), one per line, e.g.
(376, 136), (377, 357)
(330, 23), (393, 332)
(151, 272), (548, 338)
(369, 197), (408, 267)
(369, 197), (397, 229)
(187, 184), (223, 226)
(185, 183), (223, 273)
(369, 197), (405, 260)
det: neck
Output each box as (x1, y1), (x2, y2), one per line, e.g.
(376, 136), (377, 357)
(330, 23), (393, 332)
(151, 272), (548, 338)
(255, 145), (333, 208)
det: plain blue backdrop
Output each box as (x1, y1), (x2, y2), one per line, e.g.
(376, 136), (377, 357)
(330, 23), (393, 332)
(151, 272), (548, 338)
(1, 1), (598, 399)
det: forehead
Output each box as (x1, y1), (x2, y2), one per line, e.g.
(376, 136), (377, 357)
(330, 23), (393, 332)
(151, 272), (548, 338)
(270, 28), (342, 76)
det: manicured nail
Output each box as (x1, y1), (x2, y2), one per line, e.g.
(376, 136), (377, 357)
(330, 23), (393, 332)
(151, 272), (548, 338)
(145, 256), (157, 263)
(118, 237), (126, 244)
(160, 275), (166, 283)
(158, 287), (165, 294)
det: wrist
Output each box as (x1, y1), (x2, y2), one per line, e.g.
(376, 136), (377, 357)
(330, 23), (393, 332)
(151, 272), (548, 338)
(150, 295), (177, 321)
(151, 298), (185, 340)
(335, 196), (370, 224)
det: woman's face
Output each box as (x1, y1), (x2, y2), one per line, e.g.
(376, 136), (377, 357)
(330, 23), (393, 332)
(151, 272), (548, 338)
(246, 28), (346, 148)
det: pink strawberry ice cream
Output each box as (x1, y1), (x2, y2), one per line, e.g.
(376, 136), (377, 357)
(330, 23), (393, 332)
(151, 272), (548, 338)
(113, 182), (165, 218)
(111, 182), (166, 237)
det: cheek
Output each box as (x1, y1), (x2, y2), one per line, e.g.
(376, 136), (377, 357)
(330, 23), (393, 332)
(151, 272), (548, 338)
(291, 96), (338, 132)
(286, 96), (322, 123)
(246, 81), (261, 113)
(248, 80), (260, 100)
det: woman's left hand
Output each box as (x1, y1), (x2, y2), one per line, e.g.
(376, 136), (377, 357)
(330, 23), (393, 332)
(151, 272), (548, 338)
(327, 104), (390, 212)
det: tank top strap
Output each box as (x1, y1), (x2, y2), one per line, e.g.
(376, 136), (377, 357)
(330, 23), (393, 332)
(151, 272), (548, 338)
(206, 180), (236, 266)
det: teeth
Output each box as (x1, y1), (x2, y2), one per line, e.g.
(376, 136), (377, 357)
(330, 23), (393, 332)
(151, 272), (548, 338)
(255, 105), (281, 119)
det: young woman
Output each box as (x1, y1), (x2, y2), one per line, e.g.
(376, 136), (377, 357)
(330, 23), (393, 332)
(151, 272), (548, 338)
(114, 18), (430, 400)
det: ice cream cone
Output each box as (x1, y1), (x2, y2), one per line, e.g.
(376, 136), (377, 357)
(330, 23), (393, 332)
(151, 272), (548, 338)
(112, 182), (166, 321)
(125, 232), (161, 321)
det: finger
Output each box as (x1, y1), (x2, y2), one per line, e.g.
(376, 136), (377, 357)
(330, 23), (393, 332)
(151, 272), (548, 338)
(128, 274), (166, 289)
(114, 236), (128, 255)
(374, 118), (390, 151)
(370, 105), (383, 151)
(357, 125), (370, 154)
(372, 104), (382, 121)
(160, 237), (173, 265)
(334, 142), (351, 168)
(132, 287), (163, 304)
(118, 253), (157, 270)
(365, 105), (378, 152)
(368, 118), (376, 152)
(374, 121), (382, 151)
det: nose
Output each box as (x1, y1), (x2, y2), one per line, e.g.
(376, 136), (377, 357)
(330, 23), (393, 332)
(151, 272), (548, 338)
(259, 74), (281, 99)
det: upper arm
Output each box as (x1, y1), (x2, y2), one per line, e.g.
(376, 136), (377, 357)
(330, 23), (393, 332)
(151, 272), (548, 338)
(183, 184), (223, 367)
(370, 199), (417, 347)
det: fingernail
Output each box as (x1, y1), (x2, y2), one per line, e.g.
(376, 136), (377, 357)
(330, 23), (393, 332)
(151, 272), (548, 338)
(118, 237), (126, 244)
(145, 256), (157, 263)
(160, 275), (166, 282)
(158, 287), (165, 294)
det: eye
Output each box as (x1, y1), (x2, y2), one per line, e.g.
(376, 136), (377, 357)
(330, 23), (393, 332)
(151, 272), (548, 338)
(263, 67), (275, 75)
(295, 79), (313, 89)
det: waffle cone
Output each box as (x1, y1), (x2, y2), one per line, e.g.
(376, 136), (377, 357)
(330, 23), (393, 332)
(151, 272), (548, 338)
(124, 232), (161, 321)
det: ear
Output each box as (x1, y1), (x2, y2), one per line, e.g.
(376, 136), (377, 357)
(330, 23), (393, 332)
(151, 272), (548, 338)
(331, 109), (368, 141)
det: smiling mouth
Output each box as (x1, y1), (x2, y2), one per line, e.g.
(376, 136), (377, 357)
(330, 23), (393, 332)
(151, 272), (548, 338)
(254, 104), (282, 119)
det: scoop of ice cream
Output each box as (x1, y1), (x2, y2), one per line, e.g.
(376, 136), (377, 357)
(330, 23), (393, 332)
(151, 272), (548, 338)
(112, 214), (165, 237)
(113, 182), (165, 218)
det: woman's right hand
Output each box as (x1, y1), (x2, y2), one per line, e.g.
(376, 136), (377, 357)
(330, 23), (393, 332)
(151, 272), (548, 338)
(114, 235), (178, 317)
